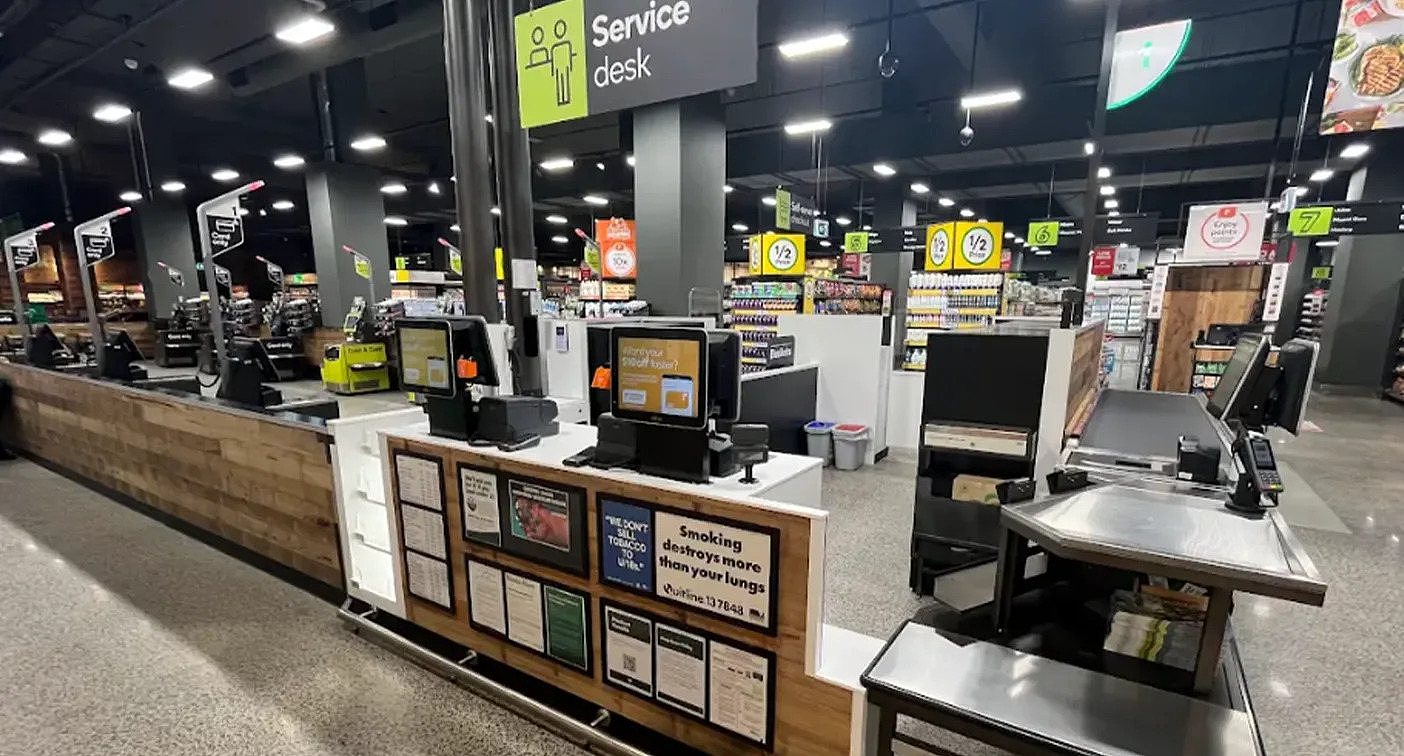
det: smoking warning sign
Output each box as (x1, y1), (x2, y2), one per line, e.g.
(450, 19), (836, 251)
(653, 510), (774, 630)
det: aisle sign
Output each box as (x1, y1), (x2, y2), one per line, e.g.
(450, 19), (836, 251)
(924, 223), (954, 271)
(774, 189), (817, 234)
(596, 218), (638, 279)
(1289, 202), (1404, 237)
(1311, 266), (1333, 280)
(515, 0), (759, 129)
(843, 231), (869, 253)
(751, 233), (804, 276)
(653, 510), (774, 630)
(1288, 206), (1334, 236)
(353, 254), (372, 280)
(1183, 202), (1267, 261)
(812, 218), (829, 239)
(953, 221), (1003, 271)
(1027, 220), (1060, 248)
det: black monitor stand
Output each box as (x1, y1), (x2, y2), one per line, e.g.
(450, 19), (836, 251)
(427, 393), (560, 451)
(636, 423), (711, 484)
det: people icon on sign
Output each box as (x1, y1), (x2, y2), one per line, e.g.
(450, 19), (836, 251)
(526, 19), (577, 107)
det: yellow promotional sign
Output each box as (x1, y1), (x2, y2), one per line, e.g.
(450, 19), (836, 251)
(756, 233), (805, 276)
(495, 247), (505, 281)
(924, 223), (955, 271)
(353, 255), (372, 280)
(747, 235), (763, 275)
(954, 221), (1004, 271)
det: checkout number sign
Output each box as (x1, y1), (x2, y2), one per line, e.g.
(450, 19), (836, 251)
(955, 221), (1003, 271)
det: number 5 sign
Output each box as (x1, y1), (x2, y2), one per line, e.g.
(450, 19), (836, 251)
(752, 233), (806, 275)
(954, 221), (1004, 271)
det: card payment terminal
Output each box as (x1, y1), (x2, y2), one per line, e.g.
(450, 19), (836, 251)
(1226, 424), (1284, 514)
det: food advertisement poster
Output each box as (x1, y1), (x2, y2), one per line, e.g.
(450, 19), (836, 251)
(1322, 0), (1404, 134)
(601, 498), (654, 591)
(653, 511), (776, 631)
(501, 477), (588, 575)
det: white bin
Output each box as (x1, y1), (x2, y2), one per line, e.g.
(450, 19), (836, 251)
(831, 424), (870, 471)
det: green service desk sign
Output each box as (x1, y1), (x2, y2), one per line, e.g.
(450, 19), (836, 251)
(515, 0), (759, 129)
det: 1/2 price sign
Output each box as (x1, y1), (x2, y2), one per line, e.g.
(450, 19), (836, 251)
(954, 221), (1003, 271)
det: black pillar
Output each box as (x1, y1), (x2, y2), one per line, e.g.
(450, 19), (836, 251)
(870, 183), (917, 368)
(305, 162), (390, 327)
(129, 100), (198, 318)
(634, 94), (726, 315)
(1074, 0), (1120, 295)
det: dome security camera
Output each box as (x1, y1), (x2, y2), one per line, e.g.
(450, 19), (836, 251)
(878, 49), (900, 79)
(959, 124), (975, 147)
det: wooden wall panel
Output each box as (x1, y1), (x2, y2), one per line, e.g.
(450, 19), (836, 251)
(0, 363), (341, 586)
(1152, 266), (1265, 393)
(387, 436), (853, 756)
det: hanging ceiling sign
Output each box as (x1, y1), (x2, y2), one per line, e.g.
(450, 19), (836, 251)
(80, 224), (115, 267)
(596, 217), (638, 278)
(1027, 214), (1160, 249)
(1108, 19), (1192, 110)
(214, 264), (232, 289)
(515, 0), (759, 129)
(1183, 202), (1268, 261)
(6, 235), (40, 271)
(1288, 202), (1404, 237)
(774, 189), (817, 234)
(260, 257), (285, 286)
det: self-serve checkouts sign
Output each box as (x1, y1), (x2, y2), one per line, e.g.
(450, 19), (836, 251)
(515, 0), (759, 129)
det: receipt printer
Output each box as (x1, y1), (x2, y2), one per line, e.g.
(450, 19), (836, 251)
(1176, 435), (1221, 484)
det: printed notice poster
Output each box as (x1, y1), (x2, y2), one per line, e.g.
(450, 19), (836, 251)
(467, 560), (507, 635)
(655, 623), (707, 718)
(460, 466), (502, 545)
(507, 480), (572, 553)
(544, 586), (589, 671)
(504, 572), (545, 652)
(654, 511), (774, 629)
(400, 506), (447, 559)
(709, 641), (770, 744)
(604, 605), (654, 697)
(395, 454), (443, 511)
(600, 498), (653, 591)
(405, 551), (451, 609)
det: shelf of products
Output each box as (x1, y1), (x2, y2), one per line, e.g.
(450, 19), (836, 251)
(1002, 277), (1067, 318)
(1297, 289), (1329, 342)
(1188, 344), (1235, 397)
(903, 271), (1006, 370)
(1086, 280), (1150, 337)
(723, 277), (887, 339)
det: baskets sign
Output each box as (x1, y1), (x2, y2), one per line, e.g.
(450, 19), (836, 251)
(516, 0), (758, 129)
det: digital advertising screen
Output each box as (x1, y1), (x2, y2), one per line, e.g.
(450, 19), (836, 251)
(613, 332), (705, 427)
(1322, 0), (1404, 134)
(399, 323), (452, 395)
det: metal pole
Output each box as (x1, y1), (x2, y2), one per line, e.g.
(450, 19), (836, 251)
(488, 0), (543, 394)
(1073, 0), (1120, 296)
(443, 0), (502, 322)
(73, 207), (134, 377)
(3, 221), (54, 348)
(196, 181), (266, 371)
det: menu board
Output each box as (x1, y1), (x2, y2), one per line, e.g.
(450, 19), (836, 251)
(405, 551), (452, 610)
(394, 452), (443, 511)
(400, 505), (448, 559)
(1322, 0), (1404, 135)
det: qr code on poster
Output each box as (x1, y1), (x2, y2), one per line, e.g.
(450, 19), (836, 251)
(622, 654), (637, 673)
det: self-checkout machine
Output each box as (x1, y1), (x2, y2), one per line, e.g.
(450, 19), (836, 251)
(320, 244), (392, 394)
(152, 261), (208, 368)
(251, 254), (311, 381)
(2, 220), (54, 360)
(72, 205), (147, 381)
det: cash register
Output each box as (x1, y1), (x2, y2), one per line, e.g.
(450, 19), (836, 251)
(399, 317), (558, 450)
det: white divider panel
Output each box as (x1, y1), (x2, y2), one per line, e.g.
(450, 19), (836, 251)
(777, 314), (891, 464)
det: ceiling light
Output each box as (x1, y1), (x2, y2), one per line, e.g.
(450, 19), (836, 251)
(1004, 232), (1014, 239)
(1083, 141), (1096, 156)
(836, 216), (852, 227)
(820, 240), (832, 247)
(723, 184), (734, 193)
(119, 190), (142, 202)
(540, 156), (574, 171)
(1035, 249), (1051, 256)
(1014, 237), (1025, 244)
(160, 180), (186, 193)
(427, 181), (441, 195)
(626, 154), (636, 167)
(937, 196), (955, 207)
(552, 235), (569, 244)
(861, 225), (872, 230)
(450, 224), (460, 232)
(211, 168), (240, 182)
(37, 129), (72, 147)
(237, 207), (250, 217)
(93, 104), (132, 123)
(1310, 169), (1334, 182)
(272, 200), (295, 211)
(1316, 240), (1339, 248)
(978, 217), (988, 223)
(910, 182), (930, 194)
(384, 216), (408, 227)
(596, 161), (606, 171)
(546, 214), (568, 224)
(583, 195), (608, 206)
(732, 223), (749, 232)
(1340, 143), (1370, 159)
(381, 182), (408, 195)
(1097, 166), (1112, 179)
(1099, 185), (1116, 196)
(490, 206), (502, 216)
(959, 208), (975, 218)
(961, 89), (1022, 109)
(1104, 199), (1119, 209)
(783, 118), (832, 135)
(0, 149), (28, 164)
(275, 16), (336, 45)
(1108, 210), (1121, 217)
(168, 67), (215, 90)
(778, 31), (849, 59)
(873, 163), (897, 177)
(761, 196), (777, 207)
(1290, 185), (1310, 196)
(273, 154), (305, 169)
(350, 135), (387, 151)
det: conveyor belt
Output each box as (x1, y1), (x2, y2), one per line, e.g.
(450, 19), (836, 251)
(1080, 389), (1224, 460)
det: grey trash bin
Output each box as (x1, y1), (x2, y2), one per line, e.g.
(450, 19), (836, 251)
(831, 424), (870, 471)
(804, 421), (835, 463)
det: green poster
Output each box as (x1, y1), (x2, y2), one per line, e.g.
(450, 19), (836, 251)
(1311, 266), (1333, 280)
(774, 189), (792, 231)
(844, 232), (869, 252)
(1027, 221), (1060, 248)
(544, 586), (588, 670)
(1288, 206), (1333, 237)
(515, 0), (589, 128)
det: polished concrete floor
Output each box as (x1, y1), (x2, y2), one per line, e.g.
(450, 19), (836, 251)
(1, 390), (1400, 754)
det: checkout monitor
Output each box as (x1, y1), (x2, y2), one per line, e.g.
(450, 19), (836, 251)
(396, 316), (499, 398)
(611, 326), (709, 430)
(1207, 332), (1270, 421)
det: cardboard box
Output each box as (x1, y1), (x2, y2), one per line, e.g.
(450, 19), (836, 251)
(953, 474), (1005, 506)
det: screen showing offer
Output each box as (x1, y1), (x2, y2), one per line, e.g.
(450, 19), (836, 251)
(516, 0), (758, 129)
(399, 326), (451, 391)
(601, 498), (654, 591)
(616, 336), (701, 420)
(1183, 202), (1267, 260)
(924, 223), (953, 271)
(654, 510), (773, 629)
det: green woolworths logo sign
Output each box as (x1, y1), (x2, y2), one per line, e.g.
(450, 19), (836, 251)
(515, 0), (758, 129)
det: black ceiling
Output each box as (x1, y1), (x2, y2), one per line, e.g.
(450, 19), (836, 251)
(0, 0), (1368, 264)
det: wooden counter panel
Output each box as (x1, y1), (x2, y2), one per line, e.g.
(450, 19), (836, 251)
(388, 437), (852, 756)
(1152, 266), (1264, 393)
(0, 363), (341, 586)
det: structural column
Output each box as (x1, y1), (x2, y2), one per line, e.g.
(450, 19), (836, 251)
(133, 199), (198, 317)
(870, 183), (917, 368)
(305, 162), (390, 327)
(633, 94), (726, 315)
